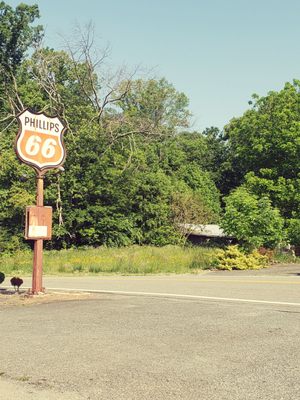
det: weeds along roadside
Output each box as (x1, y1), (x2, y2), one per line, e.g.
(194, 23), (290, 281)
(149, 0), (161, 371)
(0, 245), (218, 276)
(1, 245), (295, 277)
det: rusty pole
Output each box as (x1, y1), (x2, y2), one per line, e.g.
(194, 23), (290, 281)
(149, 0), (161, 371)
(32, 173), (44, 294)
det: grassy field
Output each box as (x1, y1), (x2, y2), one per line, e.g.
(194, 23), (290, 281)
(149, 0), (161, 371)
(0, 245), (218, 276)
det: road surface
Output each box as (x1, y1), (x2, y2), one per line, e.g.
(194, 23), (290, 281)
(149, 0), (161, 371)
(1, 265), (300, 399)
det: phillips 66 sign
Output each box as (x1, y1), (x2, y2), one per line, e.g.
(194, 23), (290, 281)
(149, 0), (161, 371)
(15, 109), (66, 172)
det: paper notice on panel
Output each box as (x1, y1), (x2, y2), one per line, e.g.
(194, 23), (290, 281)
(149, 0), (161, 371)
(28, 225), (48, 238)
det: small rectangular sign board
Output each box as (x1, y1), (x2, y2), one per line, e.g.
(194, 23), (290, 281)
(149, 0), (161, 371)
(25, 206), (52, 240)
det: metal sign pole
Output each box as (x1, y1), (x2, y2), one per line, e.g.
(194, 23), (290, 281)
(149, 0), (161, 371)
(32, 174), (44, 294)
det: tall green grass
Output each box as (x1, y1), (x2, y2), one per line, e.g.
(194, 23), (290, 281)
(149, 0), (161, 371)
(0, 245), (218, 276)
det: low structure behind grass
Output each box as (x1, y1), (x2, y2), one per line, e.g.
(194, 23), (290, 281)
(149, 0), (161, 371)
(0, 245), (218, 276)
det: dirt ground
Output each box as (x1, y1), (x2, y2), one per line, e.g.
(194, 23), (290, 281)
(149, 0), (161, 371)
(0, 289), (94, 308)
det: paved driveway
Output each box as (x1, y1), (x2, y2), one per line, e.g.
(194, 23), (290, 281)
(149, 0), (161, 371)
(16, 263), (300, 306)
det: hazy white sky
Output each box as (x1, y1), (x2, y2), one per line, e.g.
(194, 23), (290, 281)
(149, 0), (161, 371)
(6, 0), (300, 130)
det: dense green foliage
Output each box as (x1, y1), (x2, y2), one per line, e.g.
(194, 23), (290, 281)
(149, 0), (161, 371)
(0, 2), (221, 252)
(221, 187), (285, 250)
(221, 81), (300, 247)
(0, 2), (42, 71)
(2, 2), (300, 255)
(223, 82), (300, 187)
(285, 219), (300, 247)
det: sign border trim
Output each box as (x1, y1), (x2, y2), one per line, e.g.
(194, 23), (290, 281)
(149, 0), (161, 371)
(15, 108), (67, 174)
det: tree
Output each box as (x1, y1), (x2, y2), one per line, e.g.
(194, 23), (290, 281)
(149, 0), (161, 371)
(171, 190), (217, 243)
(117, 78), (191, 137)
(243, 171), (300, 219)
(201, 127), (228, 187)
(175, 164), (221, 218)
(286, 219), (300, 247)
(0, 2), (42, 71)
(0, 1), (43, 121)
(221, 187), (285, 250)
(223, 81), (300, 192)
(0, 5), (221, 251)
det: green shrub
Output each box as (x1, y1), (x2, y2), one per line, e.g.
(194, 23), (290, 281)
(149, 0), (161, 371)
(0, 272), (5, 284)
(212, 245), (268, 270)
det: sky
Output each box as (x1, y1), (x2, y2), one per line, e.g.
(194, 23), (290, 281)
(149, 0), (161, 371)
(6, 0), (300, 130)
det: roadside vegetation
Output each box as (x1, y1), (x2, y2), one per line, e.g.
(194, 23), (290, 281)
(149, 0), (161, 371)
(2, 245), (293, 277)
(0, 245), (218, 276)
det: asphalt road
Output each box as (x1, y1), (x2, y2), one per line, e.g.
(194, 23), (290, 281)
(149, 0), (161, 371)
(1, 264), (300, 399)
(17, 263), (300, 305)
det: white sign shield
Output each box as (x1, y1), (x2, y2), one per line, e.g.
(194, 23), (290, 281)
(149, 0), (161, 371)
(16, 109), (66, 171)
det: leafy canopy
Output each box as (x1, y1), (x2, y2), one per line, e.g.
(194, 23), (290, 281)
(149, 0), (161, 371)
(221, 187), (285, 250)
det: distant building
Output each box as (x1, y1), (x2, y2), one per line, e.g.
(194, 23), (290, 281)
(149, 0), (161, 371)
(179, 224), (237, 246)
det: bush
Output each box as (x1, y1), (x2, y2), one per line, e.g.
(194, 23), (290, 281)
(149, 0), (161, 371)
(212, 245), (268, 270)
(0, 272), (5, 284)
